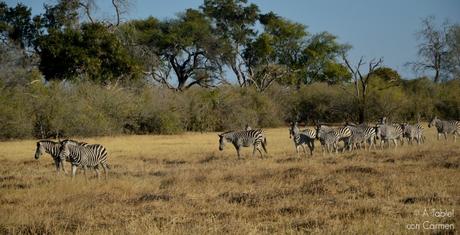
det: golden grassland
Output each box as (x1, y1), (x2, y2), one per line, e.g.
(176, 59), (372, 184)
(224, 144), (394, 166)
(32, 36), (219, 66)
(0, 125), (459, 234)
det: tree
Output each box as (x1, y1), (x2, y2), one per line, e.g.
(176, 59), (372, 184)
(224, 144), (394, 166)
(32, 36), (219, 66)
(37, 23), (138, 83)
(132, 9), (223, 91)
(446, 24), (460, 79)
(408, 16), (452, 83)
(300, 32), (351, 85)
(342, 55), (384, 123)
(201, 0), (259, 87)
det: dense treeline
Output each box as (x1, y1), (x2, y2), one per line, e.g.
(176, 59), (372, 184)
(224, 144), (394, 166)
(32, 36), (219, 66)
(0, 0), (459, 139)
(0, 77), (459, 139)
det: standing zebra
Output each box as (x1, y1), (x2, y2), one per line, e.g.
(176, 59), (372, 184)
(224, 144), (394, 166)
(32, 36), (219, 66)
(375, 124), (404, 148)
(218, 129), (267, 159)
(34, 139), (88, 174)
(34, 140), (67, 174)
(289, 122), (315, 156)
(315, 125), (341, 154)
(345, 124), (377, 151)
(58, 140), (110, 179)
(315, 124), (352, 151)
(428, 116), (460, 142)
(401, 123), (424, 145)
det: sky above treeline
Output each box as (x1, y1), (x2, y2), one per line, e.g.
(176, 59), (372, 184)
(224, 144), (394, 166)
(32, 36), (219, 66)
(6, 0), (460, 79)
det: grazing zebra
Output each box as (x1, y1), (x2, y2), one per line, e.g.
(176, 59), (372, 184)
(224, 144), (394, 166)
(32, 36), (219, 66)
(218, 129), (267, 159)
(289, 122), (315, 156)
(401, 123), (424, 145)
(345, 124), (377, 151)
(428, 116), (460, 142)
(315, 126), (340, 154)
(375, 124), (404, 148)
(58, 140), (110, 179)
(34, 139), (88, 174)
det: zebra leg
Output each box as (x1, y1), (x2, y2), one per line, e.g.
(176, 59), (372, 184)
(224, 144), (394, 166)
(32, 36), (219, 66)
(393, 139), (397, 149)
(437, 133), (441, 140)
(59, 160), (67, 175)
(236, 146), (241, 159)
(295, 145), (300, 158)
(101, 163), (109, 180)
(308, 141), (314, 156)
(256, 146), (264, 159)
(261, 141), (268, 154)
(71, 165), (77, 179)
(54, 159), (60, 174)
(301, 145), (307, 157)
(444, 133), (448, 140)
(94, 165), (100, 180)
(83, 166), (88, 182)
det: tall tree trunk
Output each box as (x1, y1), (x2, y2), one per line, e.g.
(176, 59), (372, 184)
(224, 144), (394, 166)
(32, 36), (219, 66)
(434, 68), (440, 83)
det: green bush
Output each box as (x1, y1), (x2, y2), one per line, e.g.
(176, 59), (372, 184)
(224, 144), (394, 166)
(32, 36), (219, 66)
(0, 78), (459, 140)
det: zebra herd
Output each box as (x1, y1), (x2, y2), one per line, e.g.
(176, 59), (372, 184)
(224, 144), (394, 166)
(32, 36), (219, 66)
(34, 139), (110, 179)
(33, 116), (459, 174)
(218, 116), (460, 158)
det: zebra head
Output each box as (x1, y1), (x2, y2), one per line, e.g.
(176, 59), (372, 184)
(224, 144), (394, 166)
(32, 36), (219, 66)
(34, 141), (45, 159)
(218, 134), (225, 151)
(428, 116), (439, 128)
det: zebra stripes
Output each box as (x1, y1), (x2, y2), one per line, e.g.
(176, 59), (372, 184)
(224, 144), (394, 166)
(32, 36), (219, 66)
(429, 116), (460, 142)
(289, 122), (315, 156)
(375, 123), (404, 148)
(401, 123), (424, 145)
(34, 140), (66, 174)
(315, 125), (351, 154)
(315, 125), (340, 154)
(345, 124), (377, 151)
(218, 129), (267, 158)
(58, 140), (110, 179)
(34, 139), (88, 174)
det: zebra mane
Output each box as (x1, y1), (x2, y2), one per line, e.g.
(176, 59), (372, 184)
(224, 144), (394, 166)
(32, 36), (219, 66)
(219, 130), (237, 136)
(38, 140), (59, 145)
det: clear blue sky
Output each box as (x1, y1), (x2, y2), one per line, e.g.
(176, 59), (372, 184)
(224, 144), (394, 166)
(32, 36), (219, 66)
(6, 0), (460, 79)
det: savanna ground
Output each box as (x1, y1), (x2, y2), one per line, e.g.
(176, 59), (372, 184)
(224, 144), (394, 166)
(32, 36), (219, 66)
(0, 125), (459, 234)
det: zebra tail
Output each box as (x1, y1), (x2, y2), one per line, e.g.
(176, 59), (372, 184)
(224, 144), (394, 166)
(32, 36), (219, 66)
(264, 137), (267, 146)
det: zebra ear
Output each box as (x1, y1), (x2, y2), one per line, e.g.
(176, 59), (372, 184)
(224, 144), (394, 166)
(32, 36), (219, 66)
(218, 134), (222, 138)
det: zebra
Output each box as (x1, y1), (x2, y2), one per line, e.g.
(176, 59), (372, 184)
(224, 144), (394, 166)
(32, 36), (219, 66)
(58, 140), (110, 179)
(315, 124), (352, 151)
(315, 125), (340, 154)
(34, 140), (67, 174)
(428, 116), (460, 142)
(218, 129), (267, 159)
(34, 139), (88, 174)
(344, 124), (377, 151)
(289, 122), (315, 156)
(375, 124), (404, 148)
(401, 123), (424, 145)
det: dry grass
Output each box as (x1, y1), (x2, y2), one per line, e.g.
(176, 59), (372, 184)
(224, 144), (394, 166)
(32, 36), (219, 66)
(0, 124), (459, 234)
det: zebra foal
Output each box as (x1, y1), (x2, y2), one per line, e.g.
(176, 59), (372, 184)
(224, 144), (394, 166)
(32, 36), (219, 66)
(58, 140), (110, 179)
(218, 129), (268, 159)
(289, 122), (315, 157)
